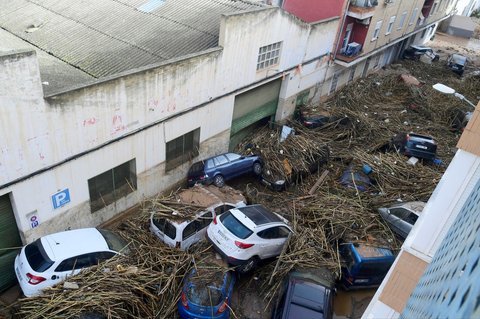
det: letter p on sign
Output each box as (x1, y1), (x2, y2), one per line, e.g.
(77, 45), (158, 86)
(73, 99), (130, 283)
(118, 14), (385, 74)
(52, 189), (71, 209)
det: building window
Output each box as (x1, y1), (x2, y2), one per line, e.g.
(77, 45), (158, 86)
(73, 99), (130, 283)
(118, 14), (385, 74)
(386, 16), (396, 34)
(421, 28), (427, 38)
(348, 67), (356, 83)
(166, 128), (200, 171)
(398, 11), (407, 29)
(409, 8), (418, 25)
(257, 42), (281, 71)
(431, 2), (438, 16)
(372, 20), (383, 41)
(374, 54), (381, 68)
(329, 72), (340, 94)
(88, 159), (137, 213)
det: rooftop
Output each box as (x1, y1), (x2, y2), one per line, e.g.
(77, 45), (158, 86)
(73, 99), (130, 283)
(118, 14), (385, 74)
(0, 0), (263, 96)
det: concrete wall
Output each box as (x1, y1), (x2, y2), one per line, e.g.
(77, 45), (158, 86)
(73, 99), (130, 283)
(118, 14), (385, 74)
(0, 7), (342, 242)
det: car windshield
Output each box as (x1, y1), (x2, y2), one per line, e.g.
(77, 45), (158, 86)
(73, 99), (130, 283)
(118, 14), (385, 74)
(220, 212), (253, 239)
(98, 229), (130, 254)
(187, 284), (223, 306)
(25, 239), (54, 272)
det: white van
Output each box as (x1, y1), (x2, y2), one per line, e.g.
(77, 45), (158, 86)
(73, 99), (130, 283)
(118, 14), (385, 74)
(149, 184), (246, 250)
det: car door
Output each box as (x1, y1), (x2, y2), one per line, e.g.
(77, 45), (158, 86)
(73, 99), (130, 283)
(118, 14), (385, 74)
(213, 155), (232, 178)
(53, 253), (96, 283)
(256, 226), (291, 259)
(225, 153), (250, 177)
(387, 208), (410, 237)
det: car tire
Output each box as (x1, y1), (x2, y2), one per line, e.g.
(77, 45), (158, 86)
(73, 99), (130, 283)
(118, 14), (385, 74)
(213, 175), (225, 187)
(253, 162), (262, 175)
(432, 55), (439, 62)
(237, 256), (259, 274)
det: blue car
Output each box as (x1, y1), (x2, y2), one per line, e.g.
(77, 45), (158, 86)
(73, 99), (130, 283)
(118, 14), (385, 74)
(187, 152), (263, 187)
(340, 243), (395, 289)
(178, 263), (236, 319)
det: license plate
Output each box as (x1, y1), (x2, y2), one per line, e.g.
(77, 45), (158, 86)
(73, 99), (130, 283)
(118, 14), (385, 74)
(217, 229), (228, 241)
(415, 145), (428, 149)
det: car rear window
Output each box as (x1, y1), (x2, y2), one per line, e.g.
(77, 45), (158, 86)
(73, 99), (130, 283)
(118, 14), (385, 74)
(187, 285), (222, 306)
(98, 229), (130, 254)
(25, 239), (54, 272)
(188, 161), (205, 174)
(152, 218), (177, 240)
(219, 212), (253, 239)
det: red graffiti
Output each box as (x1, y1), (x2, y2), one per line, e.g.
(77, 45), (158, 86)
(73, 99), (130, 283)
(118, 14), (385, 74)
(83, 117), (97, 126)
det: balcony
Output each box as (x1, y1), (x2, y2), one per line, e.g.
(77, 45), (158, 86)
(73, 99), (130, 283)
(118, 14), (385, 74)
(347, 0), (378, 20)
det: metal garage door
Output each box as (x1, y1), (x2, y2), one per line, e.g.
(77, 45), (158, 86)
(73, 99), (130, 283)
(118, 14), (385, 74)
(230, 79), (282, 150)
(0, 194), (22, 292)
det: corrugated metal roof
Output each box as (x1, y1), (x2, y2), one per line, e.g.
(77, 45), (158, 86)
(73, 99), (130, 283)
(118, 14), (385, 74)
(0, 0), (263, 94)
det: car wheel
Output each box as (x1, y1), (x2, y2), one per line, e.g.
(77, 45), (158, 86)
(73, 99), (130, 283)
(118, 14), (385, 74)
(432, 55), (439, 62)
(253, 162), (262, 175)
(237, 256), (259, 274)
(213, 175), (225, 187)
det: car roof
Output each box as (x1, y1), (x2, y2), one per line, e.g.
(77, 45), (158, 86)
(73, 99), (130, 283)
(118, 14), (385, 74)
(236, 205), (283, 226)
(389, 201), (426, 215)
(284, 278), (329, 319)
(41, 228), (109, 261)
(450, 54), (467, 64)
(351, 243), (394, 259)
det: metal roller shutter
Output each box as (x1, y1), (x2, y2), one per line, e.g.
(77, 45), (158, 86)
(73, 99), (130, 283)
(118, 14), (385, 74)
(0, 194), (22, 292)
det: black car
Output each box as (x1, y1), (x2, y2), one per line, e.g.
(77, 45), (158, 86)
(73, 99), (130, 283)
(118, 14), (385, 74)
(403, 45), (439, 62)
(271, 269), (335, 319)
(447, 53), (467, 76)
(392, 132), (437, 160)
(187, 152), (263, 187)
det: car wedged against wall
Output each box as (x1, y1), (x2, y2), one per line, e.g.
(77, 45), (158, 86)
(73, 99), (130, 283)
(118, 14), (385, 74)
(187, 152), (263, 187)
(14, 228), (129, 297)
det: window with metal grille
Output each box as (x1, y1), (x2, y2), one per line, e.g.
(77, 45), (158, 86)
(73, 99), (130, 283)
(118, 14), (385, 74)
(88, 159), (137, 213)
(348, 66), (356, 83)
(165, 128), (200, 171)
(372, 20), (383, 41)
(386, 16), (396, 34)
(257, 42), (281, 71)
(329, 72), (340, 94)
(398, 11), (407, 29)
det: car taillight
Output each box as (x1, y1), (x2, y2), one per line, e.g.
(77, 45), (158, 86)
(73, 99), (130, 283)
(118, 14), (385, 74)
(181, 292), (189, 309)
(234, 241), (254, 249)
(217, 298), (228, 314)
(213, 216), (218, 225)
(26, 273), (46, 285)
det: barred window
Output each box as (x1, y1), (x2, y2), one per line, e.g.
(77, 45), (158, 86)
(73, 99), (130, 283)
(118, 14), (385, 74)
(166, 128), (200, 171)
(257, 42), (281, 71)
(88, 159), (137, 213)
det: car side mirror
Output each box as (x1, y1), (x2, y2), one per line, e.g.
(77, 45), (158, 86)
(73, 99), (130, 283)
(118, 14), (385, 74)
(51, 275), (58, 280)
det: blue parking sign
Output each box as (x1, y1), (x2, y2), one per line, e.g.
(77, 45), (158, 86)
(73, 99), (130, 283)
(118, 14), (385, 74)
(52, 189), (71, 209)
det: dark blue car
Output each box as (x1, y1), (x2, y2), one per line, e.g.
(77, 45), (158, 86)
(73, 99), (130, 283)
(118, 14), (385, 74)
(271, 268), (335, 319)
(187, 152), (263, 187)
(178, 263), (236, 319)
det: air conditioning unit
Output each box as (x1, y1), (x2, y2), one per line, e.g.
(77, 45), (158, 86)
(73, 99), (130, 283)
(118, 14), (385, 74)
(354, 0), (374, 7)
(345, 42), (362, 57)
(357, 17), (371, 25)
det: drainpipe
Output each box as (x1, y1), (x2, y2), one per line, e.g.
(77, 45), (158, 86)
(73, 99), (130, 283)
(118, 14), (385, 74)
(332, 0), (352, 62)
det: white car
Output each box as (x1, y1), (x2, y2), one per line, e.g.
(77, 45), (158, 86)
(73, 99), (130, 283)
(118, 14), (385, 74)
(207, 204), (292, 273)
(149, 184), (246, 250)
(14, 228), (129, 297)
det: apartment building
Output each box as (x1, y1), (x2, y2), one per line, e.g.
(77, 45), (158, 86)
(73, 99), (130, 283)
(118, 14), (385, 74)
(329, 0), (456, 95)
